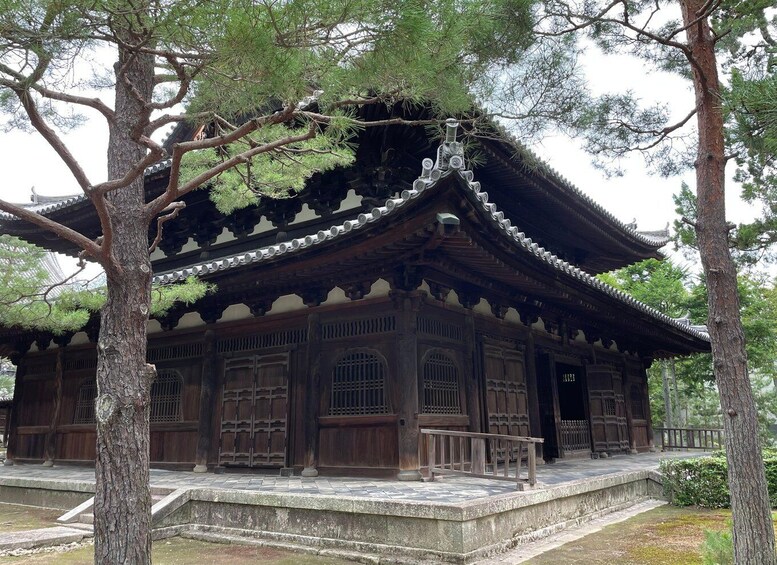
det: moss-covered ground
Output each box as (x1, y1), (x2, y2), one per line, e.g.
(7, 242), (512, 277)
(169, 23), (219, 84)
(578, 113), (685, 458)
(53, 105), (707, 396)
(0, 503), (62, 532)
(527, 505), (777, 565)
(0, 538), (360, 564)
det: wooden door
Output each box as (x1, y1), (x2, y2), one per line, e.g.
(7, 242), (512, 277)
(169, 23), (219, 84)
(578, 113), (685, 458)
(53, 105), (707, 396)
(219, 353), (289, 467)
(484, 344), (530, 438)
(586, 364), (628, 454)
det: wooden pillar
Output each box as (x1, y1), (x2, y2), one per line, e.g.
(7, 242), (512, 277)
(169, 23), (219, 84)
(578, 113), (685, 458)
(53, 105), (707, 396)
(4, 354), (25, 466)
(193, 330), (217, 472)
(547, 351), (563, 458)
(302, 313), (322, 477)
(525, 334), (543, 461)
(642, 360), (656, 451)
(394, 290), (422, 481)
(622, 364), (638, 454)
(43, 348), (64, 466)
(463, 311), (481, 433)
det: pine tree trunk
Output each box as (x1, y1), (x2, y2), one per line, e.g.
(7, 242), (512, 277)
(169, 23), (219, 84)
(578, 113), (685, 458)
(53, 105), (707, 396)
(93, 44), (155, 565)
(681, 2), (776, 563)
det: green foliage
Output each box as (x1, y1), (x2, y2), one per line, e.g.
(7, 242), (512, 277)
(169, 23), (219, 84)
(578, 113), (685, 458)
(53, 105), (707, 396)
(661, 452), (777, 509)
(0, 358), (13, 398)
(597, 258), (690, 317)
(57, 277), (213, 317)
(0, 235), (90, 334)
(701, 527), (734, 565)
(180, 123), (356, 214)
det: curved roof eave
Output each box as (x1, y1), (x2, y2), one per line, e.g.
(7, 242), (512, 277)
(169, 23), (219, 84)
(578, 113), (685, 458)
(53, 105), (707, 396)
(153, 123), (707, 345)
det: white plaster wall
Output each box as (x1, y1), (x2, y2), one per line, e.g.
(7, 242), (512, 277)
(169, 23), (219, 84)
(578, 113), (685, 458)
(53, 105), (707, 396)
(69, 332), (90, 346)
(220, 303), (252, 322)
(180, 238), (199, 254)
(335, 189), (362, 213)
(364, 278), (391, 299)
(322, 287), (349, 306)
(289, 203), (318, 226)
(147, 319), (163, 334)
(505, 307), (522, 325)
(149, 247), (166, 261)
(250, 216), (274, 236)
(445, 289), (461, 307)
(473, 298), (492, 316)
(177, 312), (205, 329)
(268, 294), (306, 315)
(214, 227), (237, 245)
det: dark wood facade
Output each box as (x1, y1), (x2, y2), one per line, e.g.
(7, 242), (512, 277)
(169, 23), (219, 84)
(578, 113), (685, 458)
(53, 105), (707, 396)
(0, 117), (709, 477)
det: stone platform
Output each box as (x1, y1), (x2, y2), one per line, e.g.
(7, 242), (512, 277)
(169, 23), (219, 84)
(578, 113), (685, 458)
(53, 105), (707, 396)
(0, 452), (700, 563)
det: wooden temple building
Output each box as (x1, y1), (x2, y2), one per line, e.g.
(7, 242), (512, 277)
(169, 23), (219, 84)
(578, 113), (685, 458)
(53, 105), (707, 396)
(0, 112), (710, 479)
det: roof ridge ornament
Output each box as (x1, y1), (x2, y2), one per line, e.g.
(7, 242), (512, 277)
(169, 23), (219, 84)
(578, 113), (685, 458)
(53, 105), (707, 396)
(435, 119), (465, 172)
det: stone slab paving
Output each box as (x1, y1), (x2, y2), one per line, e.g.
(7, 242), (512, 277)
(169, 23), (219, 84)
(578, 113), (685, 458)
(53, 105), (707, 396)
(0, 451), (702, 505)
(0, 526), (92, 552)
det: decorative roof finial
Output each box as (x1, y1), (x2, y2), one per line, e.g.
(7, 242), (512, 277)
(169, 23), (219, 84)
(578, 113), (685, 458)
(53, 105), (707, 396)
(435, 118), (465, 171)
(30, 186), (38, 204)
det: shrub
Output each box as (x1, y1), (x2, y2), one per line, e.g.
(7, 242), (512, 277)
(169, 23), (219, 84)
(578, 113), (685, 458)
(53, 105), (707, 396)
(660, 451), (777, 508)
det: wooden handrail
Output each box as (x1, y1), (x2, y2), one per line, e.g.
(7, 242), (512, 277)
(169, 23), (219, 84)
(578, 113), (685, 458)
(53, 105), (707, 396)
(654, 427), (723, 451)
(420, 428), (544, 489)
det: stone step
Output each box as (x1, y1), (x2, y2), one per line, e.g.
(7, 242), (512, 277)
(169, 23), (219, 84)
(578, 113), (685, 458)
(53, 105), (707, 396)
(0, 526), (92, 552)
(79, 513), (94, 525)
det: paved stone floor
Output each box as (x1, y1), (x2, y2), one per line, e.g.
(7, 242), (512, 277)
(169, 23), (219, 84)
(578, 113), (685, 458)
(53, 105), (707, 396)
(0, 451), (701, 504)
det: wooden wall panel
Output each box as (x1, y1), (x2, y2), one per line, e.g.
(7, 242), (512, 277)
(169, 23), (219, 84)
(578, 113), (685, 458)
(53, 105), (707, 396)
(318, 424), (398, 469)
(56, 430), (96, 461)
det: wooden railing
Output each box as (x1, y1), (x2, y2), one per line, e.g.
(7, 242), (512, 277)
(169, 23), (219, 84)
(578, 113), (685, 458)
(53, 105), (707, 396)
(654, 427), (723, 451)
(559, 419), (590, 453)
(421, 429), (544, 489)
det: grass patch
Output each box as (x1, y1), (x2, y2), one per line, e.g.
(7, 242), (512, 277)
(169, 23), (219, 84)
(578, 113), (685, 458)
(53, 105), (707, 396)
(0, 503), (61, 532)
(527, 506), (738, 565)
(0, 538), (360, 565)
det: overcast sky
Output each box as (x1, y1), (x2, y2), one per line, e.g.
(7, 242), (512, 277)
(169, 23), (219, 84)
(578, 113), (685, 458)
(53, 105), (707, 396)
(0, 45), (762, 278)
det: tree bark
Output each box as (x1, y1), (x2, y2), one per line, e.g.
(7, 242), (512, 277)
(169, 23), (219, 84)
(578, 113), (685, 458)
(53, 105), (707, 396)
(681, 2), (776, 563)
(93, 43), (156, 565)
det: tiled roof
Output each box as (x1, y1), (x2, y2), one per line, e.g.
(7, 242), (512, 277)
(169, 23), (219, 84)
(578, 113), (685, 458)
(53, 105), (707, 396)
(481, 119), (671, 248)
(0, 120), (671, 251)
(154, 121), (707, 343)
(0, 160), (173, 221)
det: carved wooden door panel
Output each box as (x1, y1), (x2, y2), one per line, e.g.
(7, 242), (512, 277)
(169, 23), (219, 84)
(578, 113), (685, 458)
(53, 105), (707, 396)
(586, 364), (628, 454)
(484, 344), (530, 438)
(251, 354), (289, 467)
(219, 353), (289, 467)
(219, 357), (255, 466)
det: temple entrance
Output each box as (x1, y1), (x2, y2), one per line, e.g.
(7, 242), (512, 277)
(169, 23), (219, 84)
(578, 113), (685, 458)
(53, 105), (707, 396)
(586, 364), (630, 455)
(218, 353), (289, 468)
(556, 363), (591, 458)
(483, 343), (530, 438)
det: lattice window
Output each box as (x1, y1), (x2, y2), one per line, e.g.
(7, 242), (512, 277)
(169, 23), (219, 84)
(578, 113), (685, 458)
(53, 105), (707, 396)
(603, 398), (617, 416)
(422, 352), (461, 414)
(322, 316), (395, 340)
(73, 380), (97, 424)
(150, 370), (183, 423)
(330, 351), (388, 416)
(631, 386), (645, 419)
